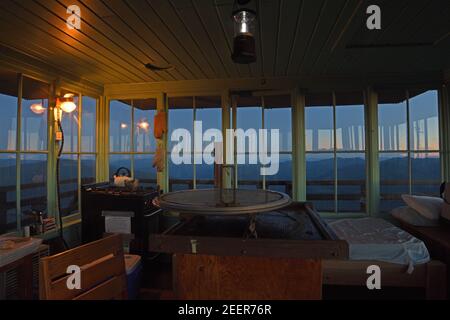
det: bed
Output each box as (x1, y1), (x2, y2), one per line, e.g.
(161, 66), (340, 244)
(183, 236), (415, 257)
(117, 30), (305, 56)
(323, 218), (447, 299)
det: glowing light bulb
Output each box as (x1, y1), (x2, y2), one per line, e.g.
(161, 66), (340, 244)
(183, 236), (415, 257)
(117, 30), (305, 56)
(60, 101), (76, 113)
(59, 93), (77, 113)
(121, 123), (128, 129)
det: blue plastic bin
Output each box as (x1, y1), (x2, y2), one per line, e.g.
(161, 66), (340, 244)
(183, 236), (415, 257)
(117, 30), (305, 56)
(124, 254), (142, 300)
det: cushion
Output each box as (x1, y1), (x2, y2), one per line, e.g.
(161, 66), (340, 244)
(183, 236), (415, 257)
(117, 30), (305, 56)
(391, 206), (439, 227)
(401, 194), (443, 221)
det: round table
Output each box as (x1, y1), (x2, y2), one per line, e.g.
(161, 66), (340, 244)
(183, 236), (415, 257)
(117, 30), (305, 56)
(157, 188), (292, 215)
(157, 188), (292, 238)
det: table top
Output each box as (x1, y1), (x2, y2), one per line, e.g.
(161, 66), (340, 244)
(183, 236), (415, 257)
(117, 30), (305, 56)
(158, 188), (292, 215)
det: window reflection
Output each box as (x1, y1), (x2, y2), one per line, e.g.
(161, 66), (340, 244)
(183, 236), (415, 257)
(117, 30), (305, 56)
(110, 100), (132, 153)
(409, 90), (439, 151)
(134, 98), (157, 153)
(81, 97), (96, 153)
(378, 90), (441, 212)
(22, 77), (48, 151)
(0, 154), (16, 233)
(168, 97), (194, 191)
(305, 92), (366, 213)
(378, 98), (407, 151)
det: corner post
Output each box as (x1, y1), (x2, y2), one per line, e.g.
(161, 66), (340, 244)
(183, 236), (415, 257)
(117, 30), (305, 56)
(292, 88), (306, 201)
(365, 87), (380, 216)
(156, 93), (169, 193)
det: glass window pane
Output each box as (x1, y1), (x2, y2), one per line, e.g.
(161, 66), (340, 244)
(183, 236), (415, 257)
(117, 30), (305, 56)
(306, 153), (335, 212)
(81, 96), (96, 153)
(59, 154), (78, 217)
(379, 153), (409, 212)
(22, 77), (49, 151)
(195, 162), (215, 189)
(196, 101), (222, 150)
(409, 90), (439, 151)
(336, 105), (365, 151)
(0, 154), (16, 233)
(109, 154), (132, 180)
(169, 157), (193, 191)
(265, 107), (292, 153)
(378, 98), (407, 151)
(60, 94), (79, 153)
(169, 98), (193, 151)
(235, 100), (262, 190)
(168, 98), (194, 191)
(337, 153), (366, 213)
(305, 106), (334, 152)
(266, 154), (292, 196)
(134, 154), (157, 189)
(0, 71), (18, 151)
(195, 98), (221, 189)
(237, 161), (261, 190)
(110, 100), (132, 152)
(21, 154), (47, 223)
(81, 155), (96, 186)
(134, 98), (157, 153)
(411, 152), (441, 196)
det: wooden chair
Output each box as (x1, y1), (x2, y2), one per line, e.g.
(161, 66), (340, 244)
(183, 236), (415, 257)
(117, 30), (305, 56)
(39, 234), (128, 300)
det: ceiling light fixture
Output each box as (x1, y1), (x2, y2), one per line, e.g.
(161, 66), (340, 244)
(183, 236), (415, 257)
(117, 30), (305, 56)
(59, 93), (77, 113)
(231, 0), (257, 64)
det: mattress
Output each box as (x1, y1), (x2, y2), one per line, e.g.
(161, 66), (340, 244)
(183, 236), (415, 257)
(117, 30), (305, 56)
(328, 218), (430, 271)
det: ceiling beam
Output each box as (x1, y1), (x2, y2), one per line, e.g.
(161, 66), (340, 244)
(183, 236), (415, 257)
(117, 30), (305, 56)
(0, 44), (104, 97)
(104, 71), (443, 98)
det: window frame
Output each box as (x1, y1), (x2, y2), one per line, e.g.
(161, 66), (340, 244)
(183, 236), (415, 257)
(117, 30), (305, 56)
(167, 94), (223, 191)
(0, 74), (52, 232)
(59, 91), (99, 217)
(232, 94), (293, 194)
(108, 98), (158, 187)
(378, 89), (442, 212)
(305, 91), (367, 214)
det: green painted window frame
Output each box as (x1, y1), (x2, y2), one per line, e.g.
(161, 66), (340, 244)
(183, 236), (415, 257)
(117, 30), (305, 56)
(230, 94), (293, 193)
(59, 91), (99, 218)
(0, 73), (51, 233)
(377, 89), (442, 212)
(304, 91), (368, 215)
(108, 98), (158, 184)
(167, 95), (223, 191)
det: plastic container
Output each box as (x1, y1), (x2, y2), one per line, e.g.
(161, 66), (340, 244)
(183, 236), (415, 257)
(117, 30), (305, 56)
(124, 254), (142, 299)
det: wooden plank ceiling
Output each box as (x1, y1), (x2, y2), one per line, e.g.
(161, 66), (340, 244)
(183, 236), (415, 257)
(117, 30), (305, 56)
(0, 0), (449, 87)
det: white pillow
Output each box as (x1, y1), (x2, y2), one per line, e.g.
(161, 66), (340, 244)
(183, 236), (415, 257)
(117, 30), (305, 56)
(391, 206), (439, 227)
(401, 194), (443, 221)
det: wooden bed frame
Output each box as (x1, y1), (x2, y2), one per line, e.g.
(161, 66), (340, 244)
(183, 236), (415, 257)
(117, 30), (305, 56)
(322, 259), (447, 300)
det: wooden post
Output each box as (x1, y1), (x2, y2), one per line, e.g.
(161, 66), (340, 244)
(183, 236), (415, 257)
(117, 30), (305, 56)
(156, 93), (168, 193)
(438, 84), (450, 182)
(292, 88), (306, 201)
(365, 87), (380, 217)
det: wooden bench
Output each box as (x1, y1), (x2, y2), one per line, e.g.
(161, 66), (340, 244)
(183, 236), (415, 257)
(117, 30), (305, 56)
(39, 234), (127, 300)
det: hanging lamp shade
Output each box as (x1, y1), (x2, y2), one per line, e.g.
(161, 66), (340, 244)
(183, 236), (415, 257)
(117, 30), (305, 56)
(231, 1), (257, 64)
(59, 93), (77, 113)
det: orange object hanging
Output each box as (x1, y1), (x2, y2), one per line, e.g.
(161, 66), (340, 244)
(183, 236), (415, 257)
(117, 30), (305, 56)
(154, 112), (167, 139)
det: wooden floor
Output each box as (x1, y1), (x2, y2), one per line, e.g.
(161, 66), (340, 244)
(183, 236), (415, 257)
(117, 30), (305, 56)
(137, 255), (427, 300)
